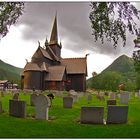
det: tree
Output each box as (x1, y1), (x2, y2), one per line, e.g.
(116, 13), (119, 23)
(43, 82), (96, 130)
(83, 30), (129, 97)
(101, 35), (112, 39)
(125, 79), (136, 91)
(101, 71), (121, 91)
(133, 33), (140, 90)
(0, 2), (24, 39)
(89, 2), (140, 48)
(88, 71), (122, 91)
(92, 71), (97, 77)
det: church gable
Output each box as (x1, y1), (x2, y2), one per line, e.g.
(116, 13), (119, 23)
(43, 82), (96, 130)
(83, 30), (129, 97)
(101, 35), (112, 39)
(45, 66), (66, 81)
(32, 47), (44, 60)
(32, 47), (54, 61)
(61, 58), (87, 75)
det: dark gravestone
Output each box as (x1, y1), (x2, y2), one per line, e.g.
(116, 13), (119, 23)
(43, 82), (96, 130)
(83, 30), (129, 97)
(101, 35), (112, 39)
(81, 106), (104, 124)
(105, 92), (109, 96)
(107, 99), (116, 106)
(63, 96), (73, 108)
(9, 100), (26, 118)
(107, 105), (128, 124)
(0, 101), (3, 113)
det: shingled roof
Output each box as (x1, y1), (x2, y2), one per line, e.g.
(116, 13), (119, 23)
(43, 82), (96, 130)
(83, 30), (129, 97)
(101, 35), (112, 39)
(61, 57), (87, 75)
(39, 47), (54, 60)
(45, 66), (66, 81)
(32, 46), (60, 62)
(23, 62), (41, 72)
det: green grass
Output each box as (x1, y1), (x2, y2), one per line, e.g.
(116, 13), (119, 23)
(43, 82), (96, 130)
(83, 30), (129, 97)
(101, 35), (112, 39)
(0, 92), (140, 138)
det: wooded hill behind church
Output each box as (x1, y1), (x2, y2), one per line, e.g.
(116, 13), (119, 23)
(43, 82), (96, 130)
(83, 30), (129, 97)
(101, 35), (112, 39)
(21, 15), (87, 92)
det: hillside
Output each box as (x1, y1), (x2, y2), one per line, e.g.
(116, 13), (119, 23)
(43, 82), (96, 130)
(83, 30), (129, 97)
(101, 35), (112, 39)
(87, 55), (136, 91)
(102, 55), (134, 73)
(0, 59), (22, 85)
(102, 55), (136, 81)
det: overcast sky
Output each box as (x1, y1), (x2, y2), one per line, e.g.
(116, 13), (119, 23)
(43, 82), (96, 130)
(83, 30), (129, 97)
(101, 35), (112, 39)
(0, 2), (140, 78)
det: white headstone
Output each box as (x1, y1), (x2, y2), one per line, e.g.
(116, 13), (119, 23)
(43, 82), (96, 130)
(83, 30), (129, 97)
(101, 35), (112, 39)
(109, 92), (116, 100)
(99, 92), (105, 96)
(34, 94), (51, 120)
(117, 94), (120, 98)
(72, 95), (78, 103)
(138, 90), (140, 98)
(120, 92), (129, 104)
(69, 90), (77, 96)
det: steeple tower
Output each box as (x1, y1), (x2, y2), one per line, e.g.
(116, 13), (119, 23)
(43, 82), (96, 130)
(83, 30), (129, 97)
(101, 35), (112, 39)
(49, 13), (58, 45)
(48, 13), (61, 58)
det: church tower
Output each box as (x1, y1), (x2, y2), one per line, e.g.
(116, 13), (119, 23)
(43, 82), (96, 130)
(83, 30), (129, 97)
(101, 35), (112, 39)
(48, 14), (62, 58)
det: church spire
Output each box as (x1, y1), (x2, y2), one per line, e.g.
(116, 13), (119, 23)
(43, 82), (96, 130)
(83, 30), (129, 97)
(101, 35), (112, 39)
(49, 13), (58, 45)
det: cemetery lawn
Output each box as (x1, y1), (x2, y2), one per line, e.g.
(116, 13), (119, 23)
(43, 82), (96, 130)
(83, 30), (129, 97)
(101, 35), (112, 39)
(0, 92), (140, 138)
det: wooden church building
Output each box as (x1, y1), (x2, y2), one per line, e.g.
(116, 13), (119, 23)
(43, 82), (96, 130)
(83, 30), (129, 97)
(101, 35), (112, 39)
(21, 15), (87, 92)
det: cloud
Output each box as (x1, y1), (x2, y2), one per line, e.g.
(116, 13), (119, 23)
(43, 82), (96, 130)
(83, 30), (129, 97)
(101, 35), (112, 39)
(16, 2), (140, 58)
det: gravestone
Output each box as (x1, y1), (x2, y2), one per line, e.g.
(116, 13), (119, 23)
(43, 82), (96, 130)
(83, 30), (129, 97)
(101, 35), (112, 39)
(86, 94), (92, 104)
(117, 94), (120, 98)
(105, 92), (109, 96)
(0, 101), (3, 113)
(77, 92), (84, 99)
(13, 93), (19, 100)
(107, 99), (116, 106)
(100, 95), (105, 101)
(99, 92), (105, 96)
(137, 90), (140, 98)
(96, 94), (105, 101)
(63, 96), (73, 108)
(9, 100), (26, 118)
(87, 94), (92, 101)
(81, 106), (104, 124)
(30, 93), (38, 106)
(72, 95), (78, 103)
(107, 105), (128, 124)
(109, 92), (116, 100)
(120, 92), (129, 104)
(138, 92), (140, 98)
(69, 90), (77, 96)
(34, 94), (51, 120)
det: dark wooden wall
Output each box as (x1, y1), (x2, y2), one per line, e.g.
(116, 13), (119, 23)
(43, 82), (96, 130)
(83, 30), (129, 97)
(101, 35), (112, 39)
(45, 81), (65, 91)
(23, 71), (42, 90)
(66, 74), (86, 92)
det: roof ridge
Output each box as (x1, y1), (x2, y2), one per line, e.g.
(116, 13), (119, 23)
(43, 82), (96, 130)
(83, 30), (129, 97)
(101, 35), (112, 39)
(48, 65), (65, 68)
(62, 57), (86, 60)
(47, 46), (60, 61)
(39, 46), (54, 61)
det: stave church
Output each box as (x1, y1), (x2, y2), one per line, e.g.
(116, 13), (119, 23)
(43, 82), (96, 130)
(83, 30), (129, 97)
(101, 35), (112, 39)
(21, 15), (87, 92)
